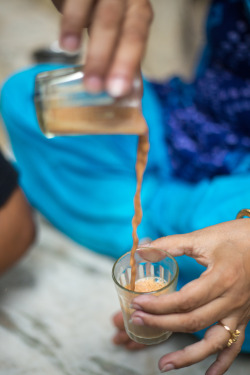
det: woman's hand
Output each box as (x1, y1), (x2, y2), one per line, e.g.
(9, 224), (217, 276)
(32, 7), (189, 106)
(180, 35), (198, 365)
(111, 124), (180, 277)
(51, 0), (153, 96)
(126, 220), (250, 374)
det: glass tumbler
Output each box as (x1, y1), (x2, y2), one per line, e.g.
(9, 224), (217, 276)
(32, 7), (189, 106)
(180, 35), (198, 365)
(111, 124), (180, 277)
(112, 247), (179, 345)
(34, 65), (147, 137)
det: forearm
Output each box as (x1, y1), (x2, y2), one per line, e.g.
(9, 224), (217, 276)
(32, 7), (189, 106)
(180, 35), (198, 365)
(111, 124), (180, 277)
(0, 187), (36, 274)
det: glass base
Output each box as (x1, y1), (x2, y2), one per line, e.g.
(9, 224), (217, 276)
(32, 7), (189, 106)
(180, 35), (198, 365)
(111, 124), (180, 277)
(127, 330), (172, 345)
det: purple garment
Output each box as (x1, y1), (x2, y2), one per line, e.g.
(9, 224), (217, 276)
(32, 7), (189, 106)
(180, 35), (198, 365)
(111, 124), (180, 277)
(152, 0), (250, 183)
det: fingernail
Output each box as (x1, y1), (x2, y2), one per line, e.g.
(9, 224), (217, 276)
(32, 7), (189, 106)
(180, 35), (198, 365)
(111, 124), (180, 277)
(161, 364), (175, 372)
(61, 35), (80, 51)
(141, 242), (151, 247)
(130, 317), (144, 326)
(84, 76), (103, 93)
(129, 303), (143, 310)
(107, 77), (130, 97)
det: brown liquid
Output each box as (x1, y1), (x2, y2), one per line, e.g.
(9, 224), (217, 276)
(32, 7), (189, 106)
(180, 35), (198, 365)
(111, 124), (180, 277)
(123, 277), (171, 344)
(126, 277), (166, 293)
(129, 132), (150, 291)
(44, 104), (149, 291)
(43, 106), (148, 135)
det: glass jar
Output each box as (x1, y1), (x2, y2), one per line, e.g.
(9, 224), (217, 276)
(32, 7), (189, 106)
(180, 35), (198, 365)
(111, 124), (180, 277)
(34, 65), (147, 138)
(112, 246), (179, 345)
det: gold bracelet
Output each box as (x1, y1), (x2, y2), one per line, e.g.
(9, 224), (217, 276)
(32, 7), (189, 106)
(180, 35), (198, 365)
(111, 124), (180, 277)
(236, 209), (250, 219)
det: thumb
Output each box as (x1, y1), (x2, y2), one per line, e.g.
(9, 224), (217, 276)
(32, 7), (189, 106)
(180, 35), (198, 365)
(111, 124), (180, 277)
(149, 232), (211, 268)
(149, 233), (196, 258)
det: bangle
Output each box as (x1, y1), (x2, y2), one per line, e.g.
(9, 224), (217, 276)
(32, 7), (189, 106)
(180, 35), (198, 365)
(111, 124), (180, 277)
(236, 209), (250, 219)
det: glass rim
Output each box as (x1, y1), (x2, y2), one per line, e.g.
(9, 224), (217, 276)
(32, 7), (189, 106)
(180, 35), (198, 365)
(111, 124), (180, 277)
(112, 246), (179, 295)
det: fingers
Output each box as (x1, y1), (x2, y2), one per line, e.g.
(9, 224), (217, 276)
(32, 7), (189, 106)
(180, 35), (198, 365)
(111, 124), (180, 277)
(136, 247), (169, 262)
(158, 321), (242, 373)
(131, 297), (235, 334)
(112, 330), (145, 350)
(112, 310), (125, 330)
(113, 330), (130, 345)
(59, 0), (153, 96)
(148, 233), (201, 260)
(106, 0), (153, 96)
(125, 341), (146, 351)
(84, 0), (125, 92)
(112, 310), (145, 350)
(60, 0), (94, 51)
(132, 266), (224, 315)
(205, 323), (245, 375)
(112, 311), (130, 346)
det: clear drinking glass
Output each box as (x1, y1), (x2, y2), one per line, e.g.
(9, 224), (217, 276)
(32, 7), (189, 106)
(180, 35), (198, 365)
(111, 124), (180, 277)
(34, 65), (147, 137)
(112, 247), (179, 345)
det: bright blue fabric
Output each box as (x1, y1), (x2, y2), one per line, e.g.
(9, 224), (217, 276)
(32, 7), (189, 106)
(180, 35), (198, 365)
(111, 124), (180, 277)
(0, 64), (168, 257)
(1, 64), (250, 352)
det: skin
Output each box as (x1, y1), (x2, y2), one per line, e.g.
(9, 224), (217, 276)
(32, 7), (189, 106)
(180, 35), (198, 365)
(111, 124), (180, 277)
(0, 187), (36, 274)
(51, 0), (153, 96)
(113, 220), (250, 374)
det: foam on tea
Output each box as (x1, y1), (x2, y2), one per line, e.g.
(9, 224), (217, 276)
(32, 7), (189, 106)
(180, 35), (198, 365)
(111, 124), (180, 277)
(126, 277), (167, 293)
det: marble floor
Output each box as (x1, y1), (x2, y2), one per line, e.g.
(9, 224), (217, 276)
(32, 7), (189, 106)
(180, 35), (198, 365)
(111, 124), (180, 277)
(0, 215), (249, 375)
(0, 1), (249, 374)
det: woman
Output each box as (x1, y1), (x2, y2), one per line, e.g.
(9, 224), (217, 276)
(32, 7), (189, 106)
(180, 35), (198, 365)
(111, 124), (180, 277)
(1, 0), (250, 374)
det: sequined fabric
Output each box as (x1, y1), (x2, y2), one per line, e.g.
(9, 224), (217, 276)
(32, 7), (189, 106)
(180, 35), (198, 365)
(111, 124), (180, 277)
(153, 0), (250, 183)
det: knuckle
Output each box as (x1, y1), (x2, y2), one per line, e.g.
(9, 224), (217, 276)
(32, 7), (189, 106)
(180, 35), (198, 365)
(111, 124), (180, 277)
(176, 289), (197, 312)
(148, 316), (164, 328)
(124, 24), (148, 43)
(144, 315), (168, 329)
(210, 340), (225, 353)
(124, 1), (152, 43)
(178, 295), (196, 313)
(144, 2), (154, 24)
(222, 271), (236, 289)
(185, 315), (204, 333)
(133, 0), (153, 23)
(234, 292), (247, 309)
(62, 12), (84, 32)
(97, 3), (121, 29)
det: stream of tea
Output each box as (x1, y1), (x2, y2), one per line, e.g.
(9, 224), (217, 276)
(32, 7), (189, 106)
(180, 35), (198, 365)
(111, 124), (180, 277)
(44, 98), (149, 292)
(129, 132), (150, 291)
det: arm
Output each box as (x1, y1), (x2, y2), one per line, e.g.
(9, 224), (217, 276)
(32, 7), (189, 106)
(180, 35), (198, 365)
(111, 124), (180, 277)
(131, 220), (250, 374)
(0, 187), (36, 274)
